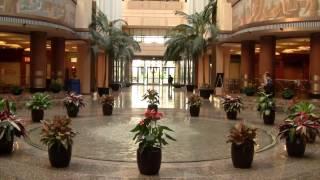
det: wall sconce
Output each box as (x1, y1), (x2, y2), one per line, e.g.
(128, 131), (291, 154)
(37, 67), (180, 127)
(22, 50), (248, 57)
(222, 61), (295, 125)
(70, 57), (78, 63)
(24, 57), (30, 63)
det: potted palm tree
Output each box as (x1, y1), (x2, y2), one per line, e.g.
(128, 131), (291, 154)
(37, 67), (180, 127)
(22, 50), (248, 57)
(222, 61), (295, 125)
(227, 122), (257, 169)
(221, 95), (243, 120)
(40, 116), (76, 168)
(89, 10), (140, 93)
(257, 92), (276, 125)
(0, 99), (26, 154)
(278, 111), (320, 157)
(26, 93), (52, 122)
(142, 89), (160, 111)
(131, 109), (176, 175)
(63, 92), (85, 117)
(100, 95), (115, 116)
(187, 94), (202, 117)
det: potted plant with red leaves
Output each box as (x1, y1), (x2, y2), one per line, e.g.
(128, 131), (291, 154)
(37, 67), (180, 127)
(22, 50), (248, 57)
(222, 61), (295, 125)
(40, 116), (76, 168)
(0, 99), (26, 154)
(227, 122), (257, 169)
(26, 93), (52, 122)
(142, 89), (159, 111)
(278, 110), (320, 157)
(222, 95), (243, 120)
(257, 92), (276, 125)
(63, 92), (85, 117)
(131, 109), (176, 175)
(187, 94), (202, 117)
(100, 95), (114, 116)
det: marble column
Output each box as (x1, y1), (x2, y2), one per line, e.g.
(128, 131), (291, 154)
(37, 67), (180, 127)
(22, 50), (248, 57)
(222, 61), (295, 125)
(78, 43), (91, 94)
(259, 36), (276, 83)
(309, 33), (320, 98)
(241, 41), (255, 87)
(30, 31), (47, 92)
(51, 37), (65, 84)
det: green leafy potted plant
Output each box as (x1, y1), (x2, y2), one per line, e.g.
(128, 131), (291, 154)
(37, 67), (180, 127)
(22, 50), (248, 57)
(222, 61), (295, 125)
(50, 80), (63, 93)
(227, 122), (257, 169)
(286, 102), (319, 143)
(40, 116), (76, 168)
(222, 95), (243, 120)
(187, 94), (202, 117)
(100, 95), (114, 116)
(131, 109), (176, 175)
(11, 85), (23, 96)
(142, 89), (160, 111)
(0, 99), (26, 154)
(257, 92), (276, 125)
(282, 88), (295, 100)
(278, 111), (320, 157)
(63, 92), (85, 118)
(26, 93), (52, 122)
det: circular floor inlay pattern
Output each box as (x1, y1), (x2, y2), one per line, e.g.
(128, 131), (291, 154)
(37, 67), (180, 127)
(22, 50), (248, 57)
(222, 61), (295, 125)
(27, 115), (275, 162)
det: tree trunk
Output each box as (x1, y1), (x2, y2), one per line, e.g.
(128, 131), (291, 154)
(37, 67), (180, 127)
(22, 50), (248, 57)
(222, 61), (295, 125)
(202, 52), (206, 86)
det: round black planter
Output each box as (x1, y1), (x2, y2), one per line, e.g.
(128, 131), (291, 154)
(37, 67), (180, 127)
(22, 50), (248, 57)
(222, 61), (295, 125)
(186, 85), (195, 92)
(245, 91), (255, 96)
(98, 88), (109, 96)
(0, 131), (14, 154)
(31, 109), (44, 122)
(263, 110), (275, 125)
(231, 142), (254, 169)
(147, 104), (158, 112)
(11, 89), (23, 96)
(282, 95), (294, 100)
(286, 136), (306, 157)
(199, 89), (211, 99)
(226, 111), (237, 120)
(190, 105), (200, 117)
(137, 146), (162, 175)
(111, 83), (121, 91)
(306, 128), (317, 143)
(48, 143), (72, 168)
(102, 104), (113, 116)
(66, 104), (79, 118)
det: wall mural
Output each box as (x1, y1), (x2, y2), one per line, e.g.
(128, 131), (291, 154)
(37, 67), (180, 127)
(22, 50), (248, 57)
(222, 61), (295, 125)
(0, 0), (75, 27)
(233, 0), (320, 29)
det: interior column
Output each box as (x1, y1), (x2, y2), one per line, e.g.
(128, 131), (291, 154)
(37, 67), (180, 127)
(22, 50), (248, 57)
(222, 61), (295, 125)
(309, 33), (320, 98)
(51, 37), (65, 85)
(240, 41), (255, 88)
(259, 36), (276, 83)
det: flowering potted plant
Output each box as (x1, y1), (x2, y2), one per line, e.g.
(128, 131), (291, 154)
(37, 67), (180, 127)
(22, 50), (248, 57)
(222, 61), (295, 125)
(100, 95), (114, 116)
(40, 116), (76, 168)
(131, 109), (176, 175)
(227, 122), (257, 169)
(0, 99), (26, 154)
(278, 108), (320, 157)
(257, 92), (276, 125)
(26, 93), (52, 122)
(221, 95), (243, 120)
(63, 92), (85, 117)
(142, 89), (159, 111)
(187, 94), (202, 117)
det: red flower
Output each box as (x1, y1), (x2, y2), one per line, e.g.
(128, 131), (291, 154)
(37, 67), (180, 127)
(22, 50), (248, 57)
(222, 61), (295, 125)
(144, 109), (163, 120)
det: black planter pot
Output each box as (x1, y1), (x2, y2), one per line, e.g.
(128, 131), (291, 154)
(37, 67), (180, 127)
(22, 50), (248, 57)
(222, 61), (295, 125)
(66, 104), (79, 117)
(190, 105), (200, 117)
(306, 128), (317, 143)
(98, 88), (109, 96)
(110, 83), (121, 91)
(286, 136), (306, 157)
(199, 89), (212, 99)
(11, 89), (23, 96)
(231, 142), (254, 169)
(0, 131), (14, 154)
(137, 146), (162, 175)
(148, 104), (158, 112)
(226, 111), (237, 120)
(102, 104), (113, 116)
(282, 94), (294, 100)
(173, 84), (182, 88)
(48, 143), (72, 168)
(245, 91), (255, 96)
(186, 85), (195, 92)
(263, 110), (275, 125)
(31, 109), (44, 122)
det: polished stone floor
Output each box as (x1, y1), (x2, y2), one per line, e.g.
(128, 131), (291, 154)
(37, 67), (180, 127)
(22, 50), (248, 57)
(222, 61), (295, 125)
(1, 85), (320, 179)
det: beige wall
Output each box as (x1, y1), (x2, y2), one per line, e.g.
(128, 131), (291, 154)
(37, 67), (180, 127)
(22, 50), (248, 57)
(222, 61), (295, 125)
(187, 0), (210, 14)
(135, 43), (166, 57)
(217, 0), (233, 31)
(75, 0), (92, 29)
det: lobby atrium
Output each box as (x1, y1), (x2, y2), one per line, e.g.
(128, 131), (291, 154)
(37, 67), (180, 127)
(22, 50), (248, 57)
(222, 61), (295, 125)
(0, 0), (320, 179)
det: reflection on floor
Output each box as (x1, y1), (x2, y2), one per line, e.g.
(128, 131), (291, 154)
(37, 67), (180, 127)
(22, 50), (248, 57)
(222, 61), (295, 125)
(0, 85), (320, 179)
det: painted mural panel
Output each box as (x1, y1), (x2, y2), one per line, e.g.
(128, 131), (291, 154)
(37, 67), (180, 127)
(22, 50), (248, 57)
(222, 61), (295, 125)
(0, 0), (75, 27)
(233, 0), (320, 29)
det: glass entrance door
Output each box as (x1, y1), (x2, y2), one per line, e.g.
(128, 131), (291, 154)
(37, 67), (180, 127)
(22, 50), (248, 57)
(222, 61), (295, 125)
(147, 67), (160, 84)
(132, 67), (145, 84)
(162, 67), (175, 85)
